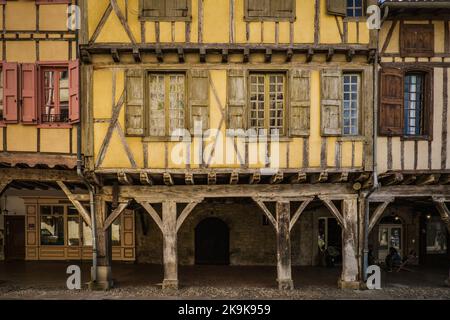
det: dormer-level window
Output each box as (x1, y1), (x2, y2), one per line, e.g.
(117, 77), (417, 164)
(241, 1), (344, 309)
(140, 0), (191, 21)
(245, 0), (295, 21)
(346, 0), (363, 17)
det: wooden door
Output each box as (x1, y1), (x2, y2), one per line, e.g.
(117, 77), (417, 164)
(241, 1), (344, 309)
(5, 216), (25, 260)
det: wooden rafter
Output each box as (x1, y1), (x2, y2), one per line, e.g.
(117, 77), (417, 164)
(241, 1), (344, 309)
(163, 172), (174, 186)
(139, 172), (152, 185)
(368, 198), (394, 233)
(103, 201), (130, 231)
(229, 171), (239, 185)
(56, 181), (91, 227)
(118, 171), (133, 185)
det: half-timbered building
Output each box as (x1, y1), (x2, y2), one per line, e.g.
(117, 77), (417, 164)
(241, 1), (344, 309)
(79, 0), (377, 290)
(368, 0), (450, 275)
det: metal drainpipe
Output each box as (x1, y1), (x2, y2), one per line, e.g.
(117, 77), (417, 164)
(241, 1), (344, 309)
(363, 6), (386, 280)
(76, 97), (97, 283)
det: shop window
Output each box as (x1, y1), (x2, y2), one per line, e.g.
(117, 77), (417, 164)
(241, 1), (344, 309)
(426, 216), (448, 255)
(67, 206), (80, 246)
(111, 218), (121, 246)
(40, 205), (65, 246)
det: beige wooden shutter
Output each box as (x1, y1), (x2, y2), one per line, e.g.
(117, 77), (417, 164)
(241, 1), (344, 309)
(321, 69), (342, 136)
(125, 69), (145, 136)
(189, 69), (209, 131)
(166, 0), (189, 18)
(227, 69), (246, 130)
(327, 0), (347, 16)
(271, 0), (294, 19)
(290, 69), (310, 136)
(247, 0), (269, 18)
(141, 0), (164, 17)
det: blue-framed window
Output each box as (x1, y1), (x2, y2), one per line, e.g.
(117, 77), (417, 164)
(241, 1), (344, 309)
(347, 0), (363, 17)
(404, 73), (424, 136)
(343, 74), (360, 135)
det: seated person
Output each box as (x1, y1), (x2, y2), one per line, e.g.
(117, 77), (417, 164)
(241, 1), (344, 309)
(385, 247), (402, 272)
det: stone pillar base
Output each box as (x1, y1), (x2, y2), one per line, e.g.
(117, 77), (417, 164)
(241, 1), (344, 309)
(162, 279), (179, 290)
(89, 266), (113, 290)
(278, 279), (294, 290)
(338, 280), (363, 290)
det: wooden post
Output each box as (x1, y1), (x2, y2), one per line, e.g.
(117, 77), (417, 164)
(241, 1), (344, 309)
(276, 201), (293, 290)
(340, 198), (362, 289)
(162, 201), (178, 289)
(89, 195), (113, 290)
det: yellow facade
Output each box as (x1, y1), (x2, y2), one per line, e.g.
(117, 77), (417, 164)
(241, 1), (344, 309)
(84, 0), (373, 173)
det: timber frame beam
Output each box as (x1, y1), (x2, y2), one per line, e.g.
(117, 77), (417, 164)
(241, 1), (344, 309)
(137, 199), (203, 233)
(432, 197), (450, 233)
(252, 197), (314, 232)
(56, 181), (92, 227)
(368, 197), (395, 233)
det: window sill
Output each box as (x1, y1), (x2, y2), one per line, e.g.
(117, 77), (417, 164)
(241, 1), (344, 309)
(139, 16), (192, 22)
(38, 123), (73, 129)
(336, 135), (366, 142)
(244, 16), (296, 23)
(400, 135), (431, 141)
(343, 17), (367, 22)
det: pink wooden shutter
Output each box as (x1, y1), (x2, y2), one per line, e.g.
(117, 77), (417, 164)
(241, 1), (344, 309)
(21, 63), (38, 124)
(68, 60), (80, 123)
(3, 62), (19, 123)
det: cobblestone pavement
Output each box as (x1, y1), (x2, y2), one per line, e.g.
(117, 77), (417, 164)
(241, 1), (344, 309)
(1, 262), (449, 300)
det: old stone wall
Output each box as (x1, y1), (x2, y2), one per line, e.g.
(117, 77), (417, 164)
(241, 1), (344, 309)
(135, 199), (334, 266)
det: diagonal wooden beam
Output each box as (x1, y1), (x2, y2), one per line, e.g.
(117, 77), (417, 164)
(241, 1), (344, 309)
(368, 198), (394, 233)
(89, 3), (113, 45)
(103, 201), (130, 231)
(318, 196), (344, 227)
(110, 0), (137, 45)
(176, 200), (202, 232)
(0, 179), (12, 196)
(95, 90), (125, 168)
(433, 198), (450, 233)
(138, 200), (163, 232)
(56, 181), (91, 227)
(253, 198), (278, 231)
(289, 197), (314, 231)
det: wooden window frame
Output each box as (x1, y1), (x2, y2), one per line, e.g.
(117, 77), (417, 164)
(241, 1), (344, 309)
(342, 72), (361, 136)
(244, 0), (296, 22)
(401, 67), (433, 140)
(139, 0), (192, 22)
(346, 0), (364, 18)
(379, 65), (433, 140)
(144, 70), (188, 141)
(248, 71), (287, 137)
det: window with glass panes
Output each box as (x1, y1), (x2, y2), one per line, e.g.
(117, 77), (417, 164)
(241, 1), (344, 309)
(39, 204), (121, 247)
(249, 73), (285, 134)
(148, 73), (185, 137)
(343, 74), (360, 135)
(347, 0), (363, 17)
(404, 73), (424, 136)
(41, 67), (69, 123)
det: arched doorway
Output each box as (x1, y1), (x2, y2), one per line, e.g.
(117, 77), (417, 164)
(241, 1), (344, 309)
(195, 217), (230, 265)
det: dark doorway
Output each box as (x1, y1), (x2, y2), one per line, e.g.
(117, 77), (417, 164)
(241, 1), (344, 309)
(5, 216), (25, 260)
(195, 217), (229, 265)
